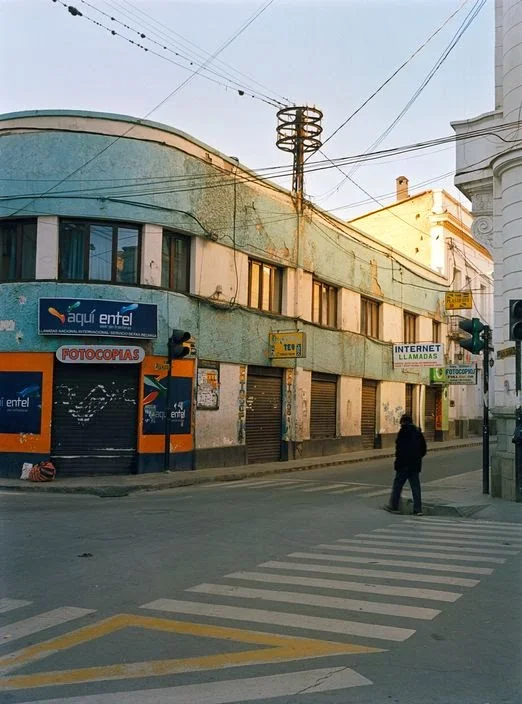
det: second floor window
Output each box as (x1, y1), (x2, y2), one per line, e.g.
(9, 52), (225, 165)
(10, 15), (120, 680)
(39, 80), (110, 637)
(404, 311), (417, 343)
(248, 259), (282, 313)
(59, 220), (140, 284)
(361, 296), (380, 338)
(162, 231), (190, 292)
(432, 320), (441, 343)
(312, 279), (337, 327)
(0, 219), (37, 282)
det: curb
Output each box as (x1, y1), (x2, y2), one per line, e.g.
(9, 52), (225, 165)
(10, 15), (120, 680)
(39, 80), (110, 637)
(0, 440), (484, 498)
(399, 497), (487, 518)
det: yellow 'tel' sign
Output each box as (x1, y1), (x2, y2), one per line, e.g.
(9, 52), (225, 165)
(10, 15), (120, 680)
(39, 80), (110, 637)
(445, 291), (473, 310)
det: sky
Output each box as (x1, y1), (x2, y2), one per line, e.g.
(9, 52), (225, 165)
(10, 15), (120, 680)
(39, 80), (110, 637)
(0, 0), (495, 219)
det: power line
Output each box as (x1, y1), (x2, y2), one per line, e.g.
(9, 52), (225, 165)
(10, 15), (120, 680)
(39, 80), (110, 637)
(308, 0), (472, 159)
(346, 0), (487, 183)
(102, 0), (293, 105)
(7, 0), (278, 219)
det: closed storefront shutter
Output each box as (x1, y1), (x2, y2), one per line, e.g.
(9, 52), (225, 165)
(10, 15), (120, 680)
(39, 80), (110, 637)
(51, 363), (139, 476)
(424, 386), (437, 442)
(361, 379), (377, 449)
(405, 383), (414, 419)
(246, 367), (282, 464)
(310, 373), (337, 439)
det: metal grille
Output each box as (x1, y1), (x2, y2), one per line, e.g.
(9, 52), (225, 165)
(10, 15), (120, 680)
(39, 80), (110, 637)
(246, 368), (282, 464)
(51, 363), (139, 476)
(310, 373), (337, 439)
(405, 384), (414, 418)
(361, 380), (377, 449)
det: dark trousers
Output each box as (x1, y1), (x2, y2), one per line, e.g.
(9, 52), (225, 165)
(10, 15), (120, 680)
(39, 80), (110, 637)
(390, 469), (422, 513)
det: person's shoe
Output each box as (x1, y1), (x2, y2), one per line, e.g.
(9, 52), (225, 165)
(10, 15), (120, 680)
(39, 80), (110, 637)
(383, 505), (400, 514)
(413, 511), (424, 516)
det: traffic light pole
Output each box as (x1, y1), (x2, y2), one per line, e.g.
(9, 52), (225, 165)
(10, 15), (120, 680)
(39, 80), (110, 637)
(164, 339), (174, 472)
(515, 340), (522, 502)
(482, 326), (490, 495)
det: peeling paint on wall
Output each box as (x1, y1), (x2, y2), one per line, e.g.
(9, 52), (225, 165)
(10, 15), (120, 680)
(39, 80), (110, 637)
(370, 259), (384, 297)
(237, 365), (246, 444)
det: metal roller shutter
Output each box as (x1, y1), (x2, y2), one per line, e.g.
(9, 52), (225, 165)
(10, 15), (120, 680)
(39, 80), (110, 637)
(405, 384), (414, 419)
(424, 387), (437, 442)
(361, 379), (377, 449)
(310, 373), (337, 439)
(246, 367), (282, 464)
(51, 363), (139, 476)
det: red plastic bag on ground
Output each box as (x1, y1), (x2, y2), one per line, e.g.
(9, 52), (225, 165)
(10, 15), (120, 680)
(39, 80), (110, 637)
(28, 461), (56, 482)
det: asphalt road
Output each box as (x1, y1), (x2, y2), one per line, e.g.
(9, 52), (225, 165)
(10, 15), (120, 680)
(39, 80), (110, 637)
(1, 446), (521, 704)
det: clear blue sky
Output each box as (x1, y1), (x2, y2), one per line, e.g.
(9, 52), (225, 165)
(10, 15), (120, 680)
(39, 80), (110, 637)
(0, 0), (494, 217)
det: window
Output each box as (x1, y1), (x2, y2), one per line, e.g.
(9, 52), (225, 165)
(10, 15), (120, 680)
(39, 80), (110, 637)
(432, 320), (441, 343)
(312, 279), (338, 327)
(403, 311), (417, 343)
(361, 296), (380, 338)
(248, 259), (282, 313)
(0, 219), (37, 282)
(59, 220), (140, 284)
(162, 231), (190, 292)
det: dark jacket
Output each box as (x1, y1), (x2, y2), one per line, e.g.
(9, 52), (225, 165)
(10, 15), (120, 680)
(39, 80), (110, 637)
(394, 422), (427, 473)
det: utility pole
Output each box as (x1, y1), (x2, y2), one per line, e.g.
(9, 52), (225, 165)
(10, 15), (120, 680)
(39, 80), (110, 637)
(482, 325), (491, 495)
(514, 340), (522, 501)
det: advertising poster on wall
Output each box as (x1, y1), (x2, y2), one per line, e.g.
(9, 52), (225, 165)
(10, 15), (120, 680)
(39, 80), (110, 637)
(38, 298), (158, 338)
(142, 370), (192, 435)
(0, 371), (43, 434)
(196, 365), (220, 410)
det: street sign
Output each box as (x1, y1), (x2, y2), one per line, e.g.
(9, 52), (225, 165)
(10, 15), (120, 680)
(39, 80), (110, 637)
(445, 291), (473, 310)
(445, 365), (477, 385)
(269, 331), (306, 359)
(393, 343), (444, 368)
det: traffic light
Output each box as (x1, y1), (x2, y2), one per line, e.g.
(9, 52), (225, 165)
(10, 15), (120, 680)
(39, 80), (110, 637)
(458, 317), (485, 355)
(509, 299), (522, 341)
(169, 329), (191, 359)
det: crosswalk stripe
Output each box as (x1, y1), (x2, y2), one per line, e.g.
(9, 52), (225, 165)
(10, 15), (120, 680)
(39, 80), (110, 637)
(187, 584), (441, 620)
(411, 518), (522, 531)
(243, 480), (307, 490)
(209, 479), (306, 490)
(400, 521), (522, 535)
(315, 543), (506, 564)
(337, 538), (518, 555)
(301, 483), (349, 492)
(0, 599), (31, 614)
(259, 560), (480, 587)
(224, 570), (462, 602)
(22, 666), (373, 703)
(330, 486), (368, 495)
(368, 531), (522, 547)
(288, 552), (494, 575)
(141, 598), (415, 642)
(357, 489), (389, 497)
(0, 607), (95, 645)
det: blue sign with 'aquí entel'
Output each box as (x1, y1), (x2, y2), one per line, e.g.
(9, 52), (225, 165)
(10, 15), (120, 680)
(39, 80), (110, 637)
(38, 298), (158, 339)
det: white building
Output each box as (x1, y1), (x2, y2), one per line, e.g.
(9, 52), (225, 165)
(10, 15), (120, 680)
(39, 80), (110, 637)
(452, 0), (522, 499)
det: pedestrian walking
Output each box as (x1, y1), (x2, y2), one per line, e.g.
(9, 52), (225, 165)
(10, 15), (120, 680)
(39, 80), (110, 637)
(384, 413), (427, 516)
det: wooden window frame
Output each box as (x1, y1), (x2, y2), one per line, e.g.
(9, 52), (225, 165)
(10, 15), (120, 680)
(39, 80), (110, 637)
(0, 219), (37, 282)
(162, 230), (191, 292)
(403, 311), (418, 343)
(361, 296), (380, 339)
(248, 259), (282, 313)
(432, 320), (441, 343)
(59, 219), (142, 285)
(312, 278), (338, 328)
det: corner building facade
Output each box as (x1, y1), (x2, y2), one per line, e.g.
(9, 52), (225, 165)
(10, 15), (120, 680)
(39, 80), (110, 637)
(1, 110), (452, 477)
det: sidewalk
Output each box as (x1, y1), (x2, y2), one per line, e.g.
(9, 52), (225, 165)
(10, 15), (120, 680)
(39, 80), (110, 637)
(0, 437), (491, 504)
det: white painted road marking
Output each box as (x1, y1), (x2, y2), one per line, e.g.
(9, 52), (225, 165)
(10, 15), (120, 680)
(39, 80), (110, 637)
(0, 607), (95, 645)
(224, 570), (462, 602)
(302, 483), (349, 492)
(19, 666), (373, 703)
(401, 520), (522, 535)
(0, 599), (31, 614)
(315, 543), (506, 563)
(337, 538), (519, 555)
(187, 583), (441, 620)
(141, 598), (416, 641)
(411, 518), (522, 531)
(259, 560), (480, 587)
(288, 551), (494, 574)
(365, 531), (522, 548)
